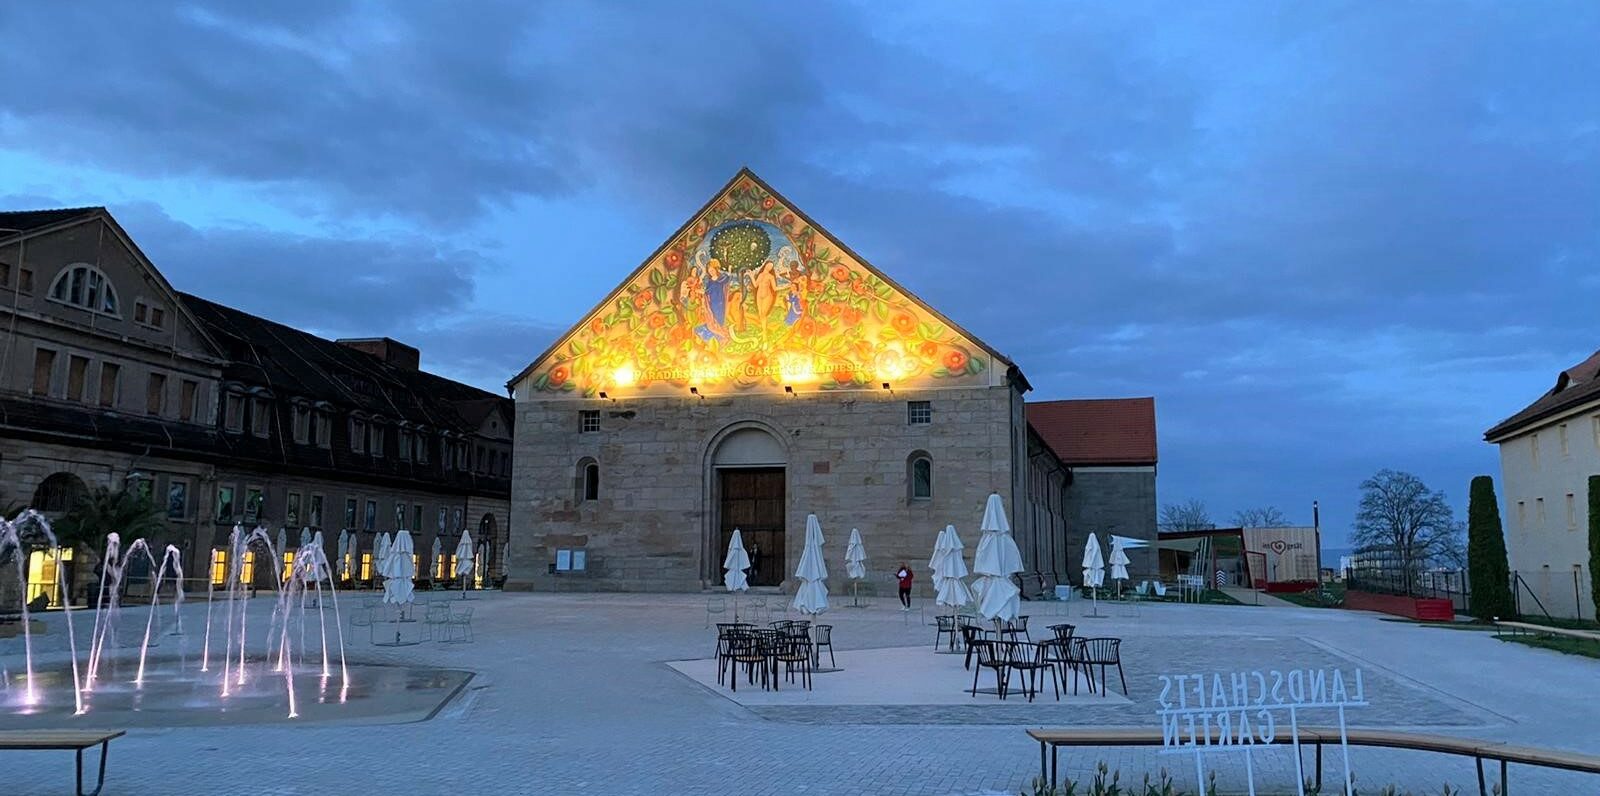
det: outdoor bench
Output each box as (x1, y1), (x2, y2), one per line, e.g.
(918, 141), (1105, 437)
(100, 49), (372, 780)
(1494, 620), (1600, 642)
(1027, 725), (1600, 795)
(0, 729), (124, 796)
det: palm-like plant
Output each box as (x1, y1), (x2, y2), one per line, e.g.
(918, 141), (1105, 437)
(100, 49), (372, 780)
(50, 486), (166, 553)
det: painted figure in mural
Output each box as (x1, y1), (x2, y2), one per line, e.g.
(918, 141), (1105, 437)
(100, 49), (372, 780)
(753, 260), (779, 326)
(725, 267), (747, 332)
(778, 247), (805, 325)
(694, 257), (732, 341)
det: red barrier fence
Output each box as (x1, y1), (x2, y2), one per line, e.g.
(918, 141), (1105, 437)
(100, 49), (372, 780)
(1345, 589), (1455, 621)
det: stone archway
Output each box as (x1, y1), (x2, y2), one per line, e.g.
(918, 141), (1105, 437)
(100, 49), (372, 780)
(707, 425), (787, 587)
(31, 472), (87, 515)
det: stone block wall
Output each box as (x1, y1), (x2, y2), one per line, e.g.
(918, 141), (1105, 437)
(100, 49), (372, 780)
(1062, 466), (1158, 580)
(507, 384), (1023, 595)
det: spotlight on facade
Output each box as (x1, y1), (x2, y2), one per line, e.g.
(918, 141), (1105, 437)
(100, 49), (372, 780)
(880, 382), (891, 391)
(598, 391), (609, 400)
(784, 385), (794, 395)
(689, 386), (701, 398)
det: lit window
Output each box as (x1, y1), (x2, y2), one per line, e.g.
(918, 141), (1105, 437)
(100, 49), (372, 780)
(910, 455), (933, 499)
(907, 401), (932, 425)
(239, 550), (256, 585)
(282, 551), (295, 581)
(360, 552), (372, 581)
(580, 410), (600, 433)
(47, 264), (120, 316)
(209, 549), (228, 586)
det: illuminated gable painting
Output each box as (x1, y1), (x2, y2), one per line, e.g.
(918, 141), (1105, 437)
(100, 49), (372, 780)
(519, 172), (993, 399)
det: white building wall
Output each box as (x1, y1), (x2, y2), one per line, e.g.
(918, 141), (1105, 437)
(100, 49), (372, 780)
(1495, 406), (1599, 620)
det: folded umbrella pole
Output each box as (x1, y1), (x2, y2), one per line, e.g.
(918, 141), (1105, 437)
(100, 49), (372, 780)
(1082, 533), (1106, 618)
(932, 524), (971, 652)
(724, 529), (750, 620)
(844, 528), (867, 608)
(971, 493), (1023, 637)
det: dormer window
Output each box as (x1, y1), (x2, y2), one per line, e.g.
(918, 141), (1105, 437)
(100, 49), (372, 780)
(48, 264), (120, 316)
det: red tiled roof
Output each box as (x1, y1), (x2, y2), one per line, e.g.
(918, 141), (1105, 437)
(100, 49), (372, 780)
(1484, 348), (1600, 441)
(1027, 397), (1157, 466)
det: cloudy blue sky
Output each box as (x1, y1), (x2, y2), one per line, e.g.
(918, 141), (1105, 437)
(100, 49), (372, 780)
(3, 2), (1597, 546)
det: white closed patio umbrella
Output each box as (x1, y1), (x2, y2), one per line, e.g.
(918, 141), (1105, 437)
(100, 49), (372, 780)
(933, 524), (972, 652)
(1082, 533), (1106, 617)
(1109, 538), (1132, 595)
(376, 532), (392, 579)
(335, 531), (350, 581)
(454, 530), (475, 597)
(970, 493), (1023, 628)
(791, 514), (829, 616)
(376, 530), (416, 643)
(724, 529), (751, 619)
(844, 528), (867, 607)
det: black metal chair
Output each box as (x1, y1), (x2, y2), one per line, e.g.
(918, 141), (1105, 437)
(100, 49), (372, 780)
(969, 639), (1013, 699)
(959, 624), (986, 670)
(729, 632), (771, 692)
(1060, 637), (1096, 695)
(773, 636), (814, 690)
(934, 615), (959, 650)
(1000, 615), (1031, 642)
(1047, 623), (1076, 642)
(1004, 641), (1059, 702)
(1077, 637), (1127, 696)
(813, 624), (835, 667)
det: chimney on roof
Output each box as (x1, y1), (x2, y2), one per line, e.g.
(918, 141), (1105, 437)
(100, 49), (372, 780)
(336, 337), (420, 371)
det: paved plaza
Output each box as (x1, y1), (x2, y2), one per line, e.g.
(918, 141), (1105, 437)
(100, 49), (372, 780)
(4, 592), (1598, 795)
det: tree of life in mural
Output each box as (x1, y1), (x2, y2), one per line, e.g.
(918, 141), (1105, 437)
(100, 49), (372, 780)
(524, 177), (991, 398)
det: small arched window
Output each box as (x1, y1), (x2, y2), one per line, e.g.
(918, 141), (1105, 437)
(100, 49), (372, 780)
(908, 451), (933, 500)
(48, 264), (120, 316)
(577, 459), (600, 503)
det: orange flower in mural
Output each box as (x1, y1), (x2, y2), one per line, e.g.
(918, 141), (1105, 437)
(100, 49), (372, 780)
(892, 313), (916, 334)
(748, 353), (769, 369)
(549, 365), (570, 386)
(762, 196), (775, 209)
(649, 313), (667, 329)
(852, 281), (870, 296)
(830, 265), (849, 282)
(808, 278), (825, 294)
(633, 292), (652, 310)
(943, 350), (968, 372)
(590, 318), (605, 335)
(917, 340), (939, 359)
(842, 307), (863, 326)
(665, 250), (684, 270)
(797, 318), (817, 337)
(832, 368), (854, 384)
(693, 221), (707, 237)
(780, 213), (795, 229)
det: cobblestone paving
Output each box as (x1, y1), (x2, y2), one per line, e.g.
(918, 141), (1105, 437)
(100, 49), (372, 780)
(4, 593), (1595, 794)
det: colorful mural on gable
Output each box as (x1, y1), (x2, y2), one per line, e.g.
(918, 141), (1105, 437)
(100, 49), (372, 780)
(520, 175), (992, 399)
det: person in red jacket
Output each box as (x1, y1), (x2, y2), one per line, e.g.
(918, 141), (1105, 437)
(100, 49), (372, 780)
(896, 563), (914, 610)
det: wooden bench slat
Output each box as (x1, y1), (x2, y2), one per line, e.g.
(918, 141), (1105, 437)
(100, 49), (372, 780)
(0, 730), (125, 749)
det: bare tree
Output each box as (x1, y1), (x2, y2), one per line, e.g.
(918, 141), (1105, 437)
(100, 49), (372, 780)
(1352, 469), (1458, 594)
(1232, 506), (1290, 528)
(1160, 498), (1213, 532)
